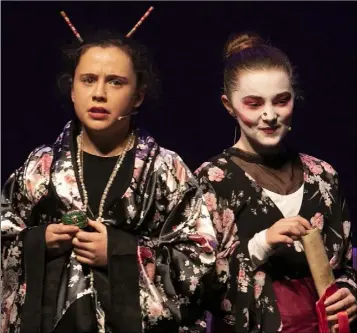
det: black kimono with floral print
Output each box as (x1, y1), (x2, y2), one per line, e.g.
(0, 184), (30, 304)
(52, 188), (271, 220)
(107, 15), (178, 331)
(1, 120), (217, 333)
(196, 149), (356, 333)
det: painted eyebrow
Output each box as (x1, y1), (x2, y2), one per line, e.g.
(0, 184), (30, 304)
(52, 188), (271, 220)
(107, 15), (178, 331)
(242, 95), (264, 100)
(242, 92), (292, 99)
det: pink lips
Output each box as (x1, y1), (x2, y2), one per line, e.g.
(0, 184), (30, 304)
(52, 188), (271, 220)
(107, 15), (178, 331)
(260, 127), (278, 135)
(88, 107), (110, 120)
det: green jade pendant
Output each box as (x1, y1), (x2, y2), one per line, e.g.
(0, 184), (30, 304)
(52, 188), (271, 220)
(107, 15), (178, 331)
(62, 211), (88, 229)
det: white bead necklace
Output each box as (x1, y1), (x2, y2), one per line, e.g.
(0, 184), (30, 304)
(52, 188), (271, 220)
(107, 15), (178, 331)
(76, 128), (135, 297)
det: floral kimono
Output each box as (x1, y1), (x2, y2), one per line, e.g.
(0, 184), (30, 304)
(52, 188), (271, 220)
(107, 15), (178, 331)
(196, 149), (356, 332)
(1, 120), (217, 333)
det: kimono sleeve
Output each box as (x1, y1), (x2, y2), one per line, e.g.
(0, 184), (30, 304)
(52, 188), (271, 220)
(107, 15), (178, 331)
(139, 152), (217, 331)
(195, 162), (242, 318)
(1, 146), (52, 331)
(333, 188), (357, 298)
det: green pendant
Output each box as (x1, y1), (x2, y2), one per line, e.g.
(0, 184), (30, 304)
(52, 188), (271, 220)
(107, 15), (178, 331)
(62, 211), (88, 229)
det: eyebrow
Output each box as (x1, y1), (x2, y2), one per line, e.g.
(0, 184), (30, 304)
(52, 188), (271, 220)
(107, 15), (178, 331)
(242, 91), (292, 99)
(79, 73), (129, 83)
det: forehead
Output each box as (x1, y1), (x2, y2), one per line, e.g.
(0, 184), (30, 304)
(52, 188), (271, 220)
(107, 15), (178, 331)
(76, 46), (134, 75)
(236, 69), (292, 98)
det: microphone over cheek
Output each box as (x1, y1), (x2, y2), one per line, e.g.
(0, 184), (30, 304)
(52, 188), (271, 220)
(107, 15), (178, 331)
(117, 110), (139, 120)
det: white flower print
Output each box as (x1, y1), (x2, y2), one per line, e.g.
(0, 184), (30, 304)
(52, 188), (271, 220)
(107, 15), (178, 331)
(294, 241), (304, 252)
(127, 205), (136, 218)
(69, 274), (79, 287)
(333, 243), (340, 252)
(179, 271), (186, 281)
(342, 221), (351, 239)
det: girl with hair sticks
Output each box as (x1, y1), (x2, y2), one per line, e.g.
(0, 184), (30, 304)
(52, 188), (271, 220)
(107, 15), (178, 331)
(1, 10), (216, 333)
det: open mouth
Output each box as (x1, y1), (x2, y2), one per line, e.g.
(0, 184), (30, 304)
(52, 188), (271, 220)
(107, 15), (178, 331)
(89, 107), (110, 114)
(88, 107), (110, 119)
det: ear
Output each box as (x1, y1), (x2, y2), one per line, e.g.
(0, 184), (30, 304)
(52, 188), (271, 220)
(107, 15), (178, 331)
(70, 78), (75, 103)
(133, 87), (146, 108)
(221, 95), (235, 118)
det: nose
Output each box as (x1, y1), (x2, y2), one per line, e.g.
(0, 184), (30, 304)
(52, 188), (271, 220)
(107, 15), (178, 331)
(92, 81), (107, 103)
(262, 104), (278, 123)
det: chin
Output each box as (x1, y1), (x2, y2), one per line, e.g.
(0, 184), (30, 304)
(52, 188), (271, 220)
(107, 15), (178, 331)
(82, 119), (114, 132)
(257, 136), (284, 149)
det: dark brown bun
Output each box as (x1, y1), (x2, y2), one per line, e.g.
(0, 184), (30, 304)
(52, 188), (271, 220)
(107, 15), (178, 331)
(223, 32), (265, 60)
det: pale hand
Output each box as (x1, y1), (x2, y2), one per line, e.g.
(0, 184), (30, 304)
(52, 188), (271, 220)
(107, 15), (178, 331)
(266, 215), (312, 247)
(72, 219), (108, 267)
(45, 223), (79, 249)
(325, 287), (357, 331)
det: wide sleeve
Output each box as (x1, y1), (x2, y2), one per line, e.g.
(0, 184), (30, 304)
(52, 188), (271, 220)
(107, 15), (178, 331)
(194, 161), (243, 318)
(1, 146), (52, 331)
(332, 183), (357, 298)
(139, 152), (218, 332)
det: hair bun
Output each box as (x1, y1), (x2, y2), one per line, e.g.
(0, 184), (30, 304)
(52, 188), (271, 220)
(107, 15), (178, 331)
(224, 32), (265, 60)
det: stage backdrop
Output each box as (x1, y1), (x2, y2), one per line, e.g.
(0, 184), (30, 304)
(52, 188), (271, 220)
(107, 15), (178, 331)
(2, 1), (356, 244)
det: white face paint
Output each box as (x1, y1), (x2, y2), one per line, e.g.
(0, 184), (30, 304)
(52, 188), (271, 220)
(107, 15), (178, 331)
(225, 69), (294, 154)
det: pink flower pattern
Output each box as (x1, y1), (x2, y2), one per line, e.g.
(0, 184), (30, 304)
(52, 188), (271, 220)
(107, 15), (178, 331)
(1, 121), (218, 333)
(310, 212), (324, 230)
(204, 192), (217, 212)
(195, 151), (356, 333)
(207, 166), (225, 182)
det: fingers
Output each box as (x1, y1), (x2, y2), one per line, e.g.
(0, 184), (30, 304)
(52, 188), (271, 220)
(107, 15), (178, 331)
(326, 288), (357, 322)
(325, 288), (350, 307)
(276, 235), (294, 245)
(289, 225), (307, 237)
(333, 312), (357, 331)
(46, 225), (77, 248)
(282, 216), (311, 230)
(280, 224), (306, 238)
(76, 230), (99, 242)
(295, 216), (312, 230)
(73, 248), (95, 260)
(88, 220), (106, 233)
(72, 237), (94, 251)
(327, 301), (356, 320)
(55, 234), (74, 242)
(75, 255), (94, 266)
(328, 303), (357, 322)
(49, 223), (79, 235)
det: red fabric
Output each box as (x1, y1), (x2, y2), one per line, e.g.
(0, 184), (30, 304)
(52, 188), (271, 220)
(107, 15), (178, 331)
(273, 277), (319, 333)
(315, 283), (350, 333)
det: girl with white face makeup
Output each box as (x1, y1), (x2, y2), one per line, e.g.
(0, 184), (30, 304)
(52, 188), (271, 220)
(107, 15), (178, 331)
(197, 33), (357, 333)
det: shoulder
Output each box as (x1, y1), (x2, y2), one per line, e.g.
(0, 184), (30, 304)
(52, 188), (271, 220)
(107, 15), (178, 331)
(155, 146), (196, 186)
(195, 152), (232, 182)
(8, 145), (54, 203)
(24, 145), (54, 173)
(300, 153), (338, 177)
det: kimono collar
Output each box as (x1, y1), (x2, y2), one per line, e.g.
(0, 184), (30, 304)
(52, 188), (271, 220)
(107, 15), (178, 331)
(225, 146), (299, 170)
(51, 119), (160, 213)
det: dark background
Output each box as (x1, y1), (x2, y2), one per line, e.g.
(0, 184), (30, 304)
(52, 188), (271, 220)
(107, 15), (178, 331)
(2, 1), (357, 243)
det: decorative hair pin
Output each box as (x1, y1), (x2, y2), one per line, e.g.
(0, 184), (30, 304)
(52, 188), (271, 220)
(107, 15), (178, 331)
(126, 6), (154, 38)
(60, 11), (84, 43)
(60, 6), (154, 43)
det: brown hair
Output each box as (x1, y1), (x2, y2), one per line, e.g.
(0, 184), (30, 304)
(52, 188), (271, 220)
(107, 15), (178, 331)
(223, 32), (295, 99)
(59, 30), (159, 100)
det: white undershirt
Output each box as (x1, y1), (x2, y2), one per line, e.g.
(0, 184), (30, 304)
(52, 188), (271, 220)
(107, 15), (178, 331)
(248, 184), (304, 269)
